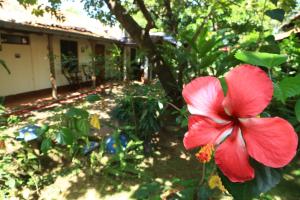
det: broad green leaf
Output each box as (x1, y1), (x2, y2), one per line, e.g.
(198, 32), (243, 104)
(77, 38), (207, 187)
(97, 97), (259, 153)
(219, 162), (281, 200)
(277, 75), (300, 102)
(265, 9), (285, 22)
(75, 119), (90, 136)
(56, 128), (74, 145)
(41, 138), (52, 153)
(65, 107), (89, 119)
(295, 99), (300, 122)
(235, 51), (287, 68)
(86, 94), (101, 103)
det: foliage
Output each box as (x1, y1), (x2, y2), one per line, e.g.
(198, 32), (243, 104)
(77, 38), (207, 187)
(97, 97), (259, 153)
(219, 161), (281, 200)
(86, 94), (101, 103)
(61, 54), (81, 86)
(0, 103), (6, 127)
(6, 0), (300, 199)
(112, 83), (166, 141)
(235, 51), (288, 69)
(0, 59), (10, 74)
(38, 107), (92, 155)
(105, 44), (123, 80)
(89, 128), (145, 178)
(0, 145), (41, 198)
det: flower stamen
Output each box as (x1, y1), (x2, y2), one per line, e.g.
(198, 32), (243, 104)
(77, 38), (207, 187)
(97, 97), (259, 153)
(195, 144), (214, 163)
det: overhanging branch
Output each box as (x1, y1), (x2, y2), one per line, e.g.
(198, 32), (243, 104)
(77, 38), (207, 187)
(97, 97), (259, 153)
(135, 0), (156, 32)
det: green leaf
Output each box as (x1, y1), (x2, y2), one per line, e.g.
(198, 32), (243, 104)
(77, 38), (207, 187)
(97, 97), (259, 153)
(197, 186), (212, 200)
(295, 99), (300, 122)
(86, 94), (101, 103)
(177, 187), (195, 200)
(219, 77), (228, 95)
(270, 0), (278, 6)
(199, 52), (222, 69)
(65, 107), (89, 119)
(0, 59), (10, 74)
(131, 182), (162, 199)
(235, 51), (287, 68)
(265, 9), (285, 22)
(273, 83), (285, 103)
(41, 138), (52, 153)
(55, 128), (74, 145)
(36, 124), (49, 136)
(276, 75), (300, 102)
(75, 119), (90, 136)
(259, 44), (280, 54)
(219, 162), (281, 200)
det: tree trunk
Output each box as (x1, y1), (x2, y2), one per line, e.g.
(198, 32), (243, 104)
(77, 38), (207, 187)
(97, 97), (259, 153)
(104, 0), (183, 108)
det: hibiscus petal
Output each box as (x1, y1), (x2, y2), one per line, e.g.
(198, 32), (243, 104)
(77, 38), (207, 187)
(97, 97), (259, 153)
(223, 65), (273, 117)
(240, 117), (298, 168)
(215, 127), (255, 182)
(183, 115), (230, 150)
(182, 76), (227, 122)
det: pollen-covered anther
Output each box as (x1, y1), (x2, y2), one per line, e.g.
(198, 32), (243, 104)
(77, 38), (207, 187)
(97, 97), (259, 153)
(195, 143), (214, 163)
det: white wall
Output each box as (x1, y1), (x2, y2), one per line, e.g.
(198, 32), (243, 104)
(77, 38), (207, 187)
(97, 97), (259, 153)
(0, 38), (35, 96)
(30, 34), (51, 91)
(0, 33), (52, 96)
(0, 32), (115, 96)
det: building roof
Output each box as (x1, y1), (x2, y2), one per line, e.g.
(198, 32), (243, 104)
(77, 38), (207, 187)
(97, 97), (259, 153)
(0, 0), (124, 42)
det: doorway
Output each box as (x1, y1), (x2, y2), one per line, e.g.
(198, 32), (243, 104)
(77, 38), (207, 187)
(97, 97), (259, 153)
(95, 44), (105, 84)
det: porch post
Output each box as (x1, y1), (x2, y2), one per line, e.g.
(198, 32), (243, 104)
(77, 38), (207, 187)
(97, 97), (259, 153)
(89, 40), (96, 88)
(47, 34), (58, 99)
(123, 46), (130, 81)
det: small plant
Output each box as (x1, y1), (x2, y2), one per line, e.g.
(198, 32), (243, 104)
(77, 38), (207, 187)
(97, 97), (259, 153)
(112, 83), (166, 142)
(38, 107), (95, 155)
(7, 115), (21, 125)
(89, 128), (144, 178)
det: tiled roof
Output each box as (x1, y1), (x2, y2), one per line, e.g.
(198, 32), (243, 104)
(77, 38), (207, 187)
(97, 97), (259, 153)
(0, 0), (124, 41)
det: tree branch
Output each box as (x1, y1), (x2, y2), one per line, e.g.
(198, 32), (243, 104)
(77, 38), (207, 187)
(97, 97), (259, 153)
(135, 0), (156, 32)
(163, 0), (178, 34)
(104, 0), (144, 44)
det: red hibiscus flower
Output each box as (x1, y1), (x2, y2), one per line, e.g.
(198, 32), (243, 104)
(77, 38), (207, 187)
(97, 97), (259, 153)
(182, 64), (298, 183)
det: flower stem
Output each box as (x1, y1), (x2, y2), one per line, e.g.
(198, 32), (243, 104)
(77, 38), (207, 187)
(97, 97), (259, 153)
(200, 163), (206, 185)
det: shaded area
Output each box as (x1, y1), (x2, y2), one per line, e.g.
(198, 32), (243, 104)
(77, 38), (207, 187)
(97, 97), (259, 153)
(264, 156), (300, 200)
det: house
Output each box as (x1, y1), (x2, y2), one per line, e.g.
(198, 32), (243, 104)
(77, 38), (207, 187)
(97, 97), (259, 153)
(0, 0), (140, 98)
(275, 12), (300, 40)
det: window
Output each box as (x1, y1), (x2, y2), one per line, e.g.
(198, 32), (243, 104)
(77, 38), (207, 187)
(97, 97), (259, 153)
(60, 40), (78, 72)
(0, 34), (30, 45)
